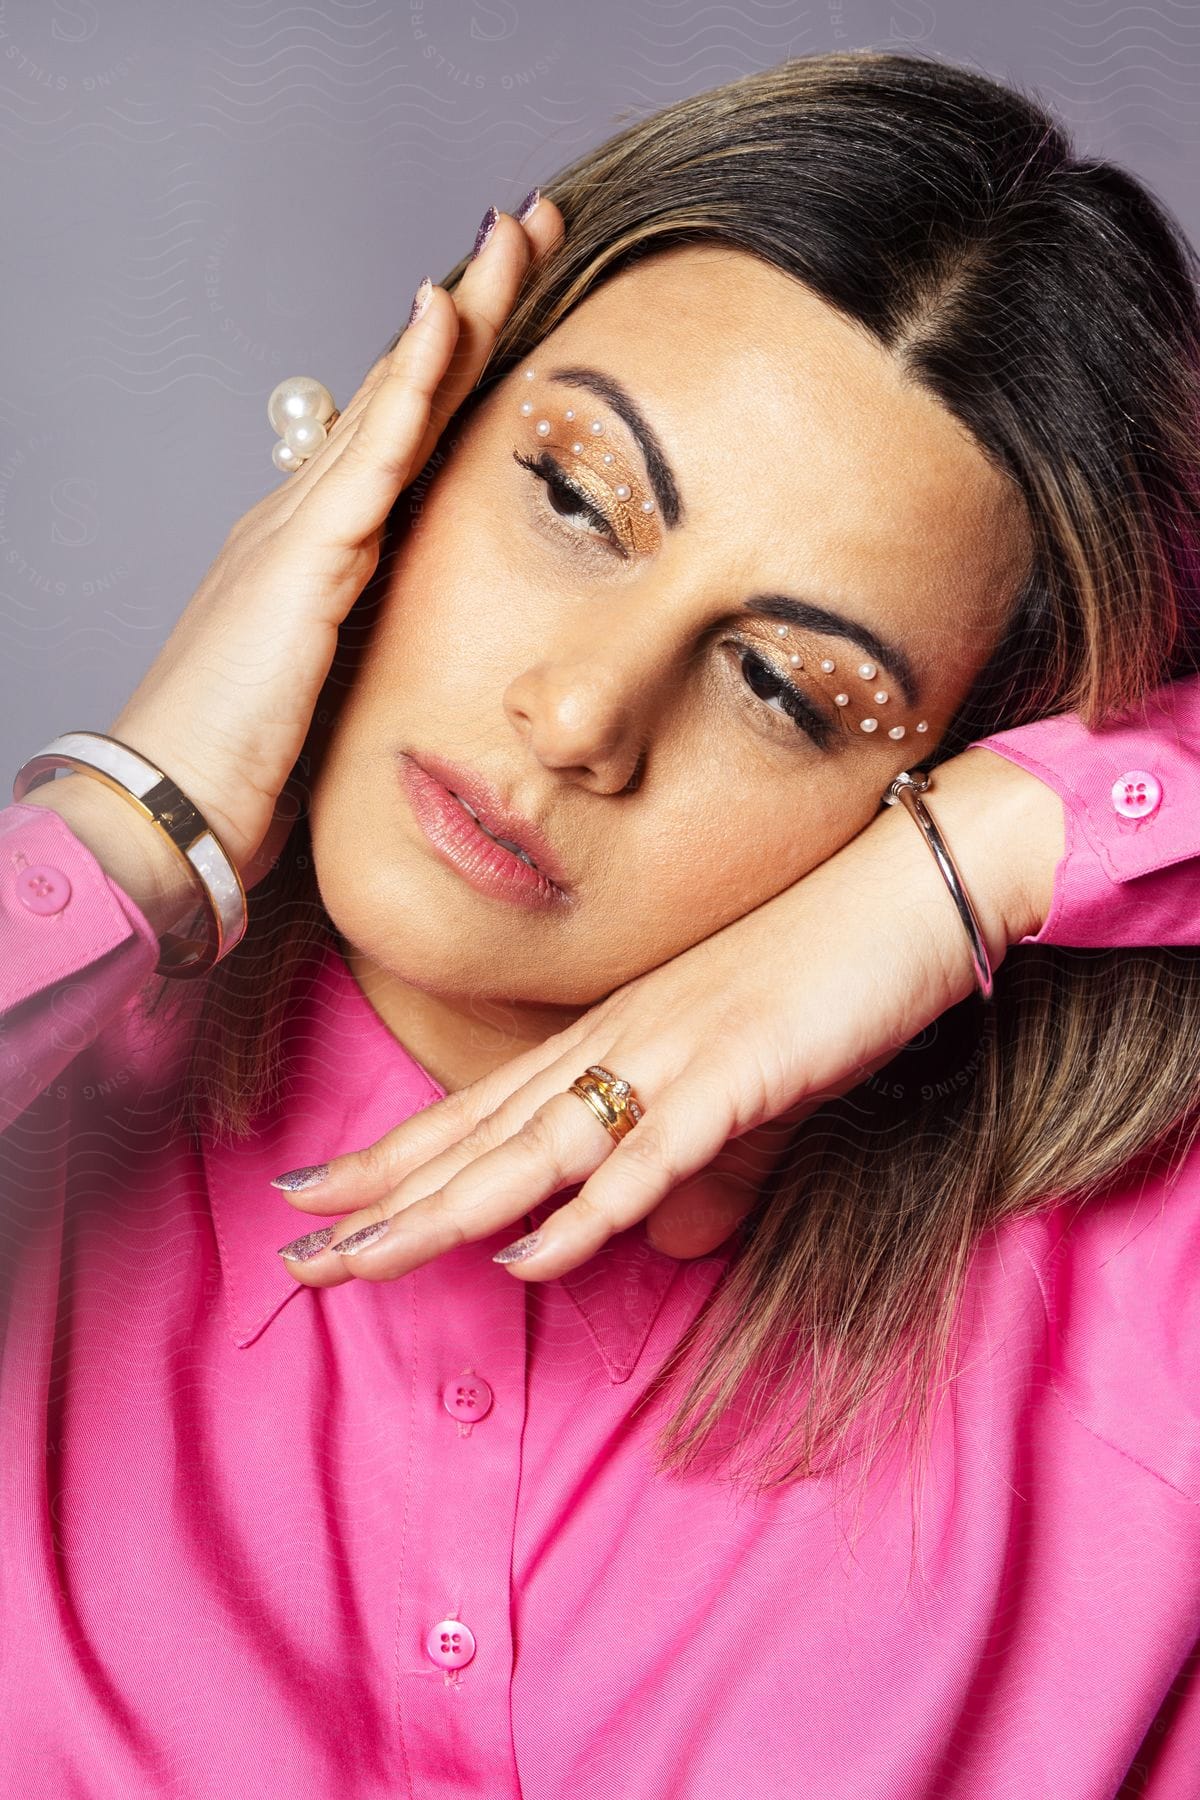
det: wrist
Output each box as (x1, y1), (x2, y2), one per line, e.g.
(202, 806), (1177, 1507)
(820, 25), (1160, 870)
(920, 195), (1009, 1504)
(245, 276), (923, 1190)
(913, 747), (1067, 952)
(17, 772), (204, 941)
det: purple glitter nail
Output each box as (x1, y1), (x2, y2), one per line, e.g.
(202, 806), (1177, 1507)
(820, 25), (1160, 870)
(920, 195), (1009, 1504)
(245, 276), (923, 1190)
(270, 1163), (330, 1192)
(277, 1225), (335, 1262)
(514, 187), (541, 223)
(492, 1230), (542, 1265)
(330, 1218), (393, 1257)
(471, 204), (498, 260)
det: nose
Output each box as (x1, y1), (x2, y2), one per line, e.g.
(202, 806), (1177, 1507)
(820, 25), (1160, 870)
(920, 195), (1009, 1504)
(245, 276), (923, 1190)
(502, 642), (654, 796)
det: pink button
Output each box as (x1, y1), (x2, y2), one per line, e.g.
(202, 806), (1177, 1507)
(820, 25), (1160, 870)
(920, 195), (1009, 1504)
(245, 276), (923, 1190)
(442, 1374), (494, 1423)
(425, 1619), (476, 1670)
(1111, 770), (1162, 820)
(15, 864), (73, 915)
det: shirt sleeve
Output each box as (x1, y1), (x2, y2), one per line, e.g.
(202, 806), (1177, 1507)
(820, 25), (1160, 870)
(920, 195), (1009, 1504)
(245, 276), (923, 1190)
(973, 672), (1200, 948)
(0, 799), (160, 1134)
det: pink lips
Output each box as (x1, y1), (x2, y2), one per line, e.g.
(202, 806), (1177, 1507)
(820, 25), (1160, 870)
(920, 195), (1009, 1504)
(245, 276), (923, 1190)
(396, 752), (572, 911)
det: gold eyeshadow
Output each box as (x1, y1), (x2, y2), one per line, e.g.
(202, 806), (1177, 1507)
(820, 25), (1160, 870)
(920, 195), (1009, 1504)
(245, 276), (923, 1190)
(756, 630), (929, 741)
(514, 366), (930, 741)
(517, 371), (660, 557)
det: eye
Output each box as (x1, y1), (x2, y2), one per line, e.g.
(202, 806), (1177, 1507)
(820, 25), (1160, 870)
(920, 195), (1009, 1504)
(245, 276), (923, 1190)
(513, 448), (626, 555)
(735, 645), (834, 750)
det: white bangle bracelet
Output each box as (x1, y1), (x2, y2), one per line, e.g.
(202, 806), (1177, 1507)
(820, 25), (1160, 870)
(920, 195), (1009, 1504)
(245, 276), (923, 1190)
(12, 730), (248, 979)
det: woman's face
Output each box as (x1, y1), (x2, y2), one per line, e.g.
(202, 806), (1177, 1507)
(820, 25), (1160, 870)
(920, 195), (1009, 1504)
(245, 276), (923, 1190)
(310, 243), (1031, 1031)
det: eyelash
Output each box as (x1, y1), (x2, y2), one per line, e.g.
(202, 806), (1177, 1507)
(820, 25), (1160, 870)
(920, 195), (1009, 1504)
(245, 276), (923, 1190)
(514, 444), (832, 751)
(513, 448), (623, 551)
(734, 645), (834, 750)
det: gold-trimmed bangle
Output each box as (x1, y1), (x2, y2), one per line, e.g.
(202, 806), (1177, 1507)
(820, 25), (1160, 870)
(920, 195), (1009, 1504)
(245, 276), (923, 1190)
(12, 730), (247, 980)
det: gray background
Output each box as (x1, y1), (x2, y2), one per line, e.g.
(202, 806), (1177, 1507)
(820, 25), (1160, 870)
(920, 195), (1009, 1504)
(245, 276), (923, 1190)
(3, 0), (1198, 780)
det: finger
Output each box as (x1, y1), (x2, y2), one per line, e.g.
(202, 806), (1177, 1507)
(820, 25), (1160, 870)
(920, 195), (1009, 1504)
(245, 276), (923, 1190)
(271, 192), (564, 517)
(390, 206), (537, 468)
(488, 1075), (750, 1281)
(275, 1020), (594, 1216)
(640, 1118), (800, 1258)
(642, 1172), (757, 1259)
(278, 1085), (621, 1288)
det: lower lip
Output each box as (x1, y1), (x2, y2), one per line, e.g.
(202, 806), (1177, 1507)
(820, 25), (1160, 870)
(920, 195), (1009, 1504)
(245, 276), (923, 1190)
(396, 754), (568, 911)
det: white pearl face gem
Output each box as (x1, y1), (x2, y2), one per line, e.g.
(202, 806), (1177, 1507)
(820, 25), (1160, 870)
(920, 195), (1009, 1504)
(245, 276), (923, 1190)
(519, 400), (533, 415)
(835, 693), (849, 706)
(641, 499), (654, 512)
(615, 484), (630, 500)
(860, 717), (878, 732)
(776, 625), (789, 637)
(571, 441), (583, 454)
(874, 690), (888, 704)
(888, 725), (906, 739)
(564, 409), (574, 420)
(820, 658), (835, 673)
(535, 419), (551, 436)
(916, 721), (928, 732)
(789, 653), (801, 666)
(857, 662), (877, 680)
(524, 368), (536, 379)
(602, 452), (614, 465)
(590, 419), (604, 434)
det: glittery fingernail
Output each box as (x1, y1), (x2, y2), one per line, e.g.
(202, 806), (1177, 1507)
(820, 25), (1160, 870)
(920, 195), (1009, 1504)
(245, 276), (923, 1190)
(514, 186), (541, 223)
(330, 1218), (393, 1256)
(270, 1163), (330, 1192)
(408, 275), (432, 325)
(492, 1230), (542, 1264)
(471, 203), (499, 260)
(277, 1225), (335, 1262)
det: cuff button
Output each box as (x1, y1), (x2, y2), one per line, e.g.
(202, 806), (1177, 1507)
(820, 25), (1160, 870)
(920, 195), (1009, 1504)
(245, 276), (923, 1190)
(1111, 770), (1162, 820)
(15, 864), (73, 914)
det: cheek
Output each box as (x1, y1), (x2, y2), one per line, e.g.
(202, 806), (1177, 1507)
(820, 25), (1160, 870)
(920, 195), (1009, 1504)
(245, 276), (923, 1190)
(619, 781), (873, 934)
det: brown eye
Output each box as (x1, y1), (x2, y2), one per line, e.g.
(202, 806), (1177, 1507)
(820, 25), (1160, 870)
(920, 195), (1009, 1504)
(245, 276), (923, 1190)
(513, 448), (623, 551)
(737, 647), (833, 749)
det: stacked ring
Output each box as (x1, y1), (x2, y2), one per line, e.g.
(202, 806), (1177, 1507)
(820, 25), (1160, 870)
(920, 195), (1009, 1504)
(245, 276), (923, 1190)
(567, 1064), (645, 1144)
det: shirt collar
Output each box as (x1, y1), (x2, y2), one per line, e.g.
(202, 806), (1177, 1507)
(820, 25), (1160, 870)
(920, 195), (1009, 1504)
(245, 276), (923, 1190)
(202, 933), (709, 1383)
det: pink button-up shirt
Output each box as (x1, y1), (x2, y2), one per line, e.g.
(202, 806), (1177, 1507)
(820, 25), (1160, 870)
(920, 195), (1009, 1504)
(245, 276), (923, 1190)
(3, 679), (1200, 1798)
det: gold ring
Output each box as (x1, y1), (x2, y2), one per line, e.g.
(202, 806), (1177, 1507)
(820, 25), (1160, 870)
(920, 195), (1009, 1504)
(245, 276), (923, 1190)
(566, 1064), (645, 1145)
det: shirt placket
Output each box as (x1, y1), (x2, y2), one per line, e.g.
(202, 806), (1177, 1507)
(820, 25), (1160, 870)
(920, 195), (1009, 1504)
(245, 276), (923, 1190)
(392, 1240), (529, 1797)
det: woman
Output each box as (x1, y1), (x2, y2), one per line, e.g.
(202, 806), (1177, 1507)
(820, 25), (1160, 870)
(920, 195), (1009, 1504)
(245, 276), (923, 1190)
(4, 48), (1200, 1797)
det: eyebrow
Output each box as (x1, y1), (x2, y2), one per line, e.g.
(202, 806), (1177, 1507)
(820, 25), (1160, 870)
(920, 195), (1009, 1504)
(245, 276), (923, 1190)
(543, 363), (921, 707)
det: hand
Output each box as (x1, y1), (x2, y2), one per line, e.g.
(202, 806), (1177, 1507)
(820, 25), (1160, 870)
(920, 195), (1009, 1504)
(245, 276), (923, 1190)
(106, 198), (564, 897)
(275, 747), (1065, 1285)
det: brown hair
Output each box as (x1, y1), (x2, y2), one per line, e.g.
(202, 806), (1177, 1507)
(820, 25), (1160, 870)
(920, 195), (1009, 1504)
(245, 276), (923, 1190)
(146, 49), (1200, 1510)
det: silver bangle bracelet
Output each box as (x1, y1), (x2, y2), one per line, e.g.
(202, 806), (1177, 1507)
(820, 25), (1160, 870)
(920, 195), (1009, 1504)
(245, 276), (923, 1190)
(882, 769), (995, 1000)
